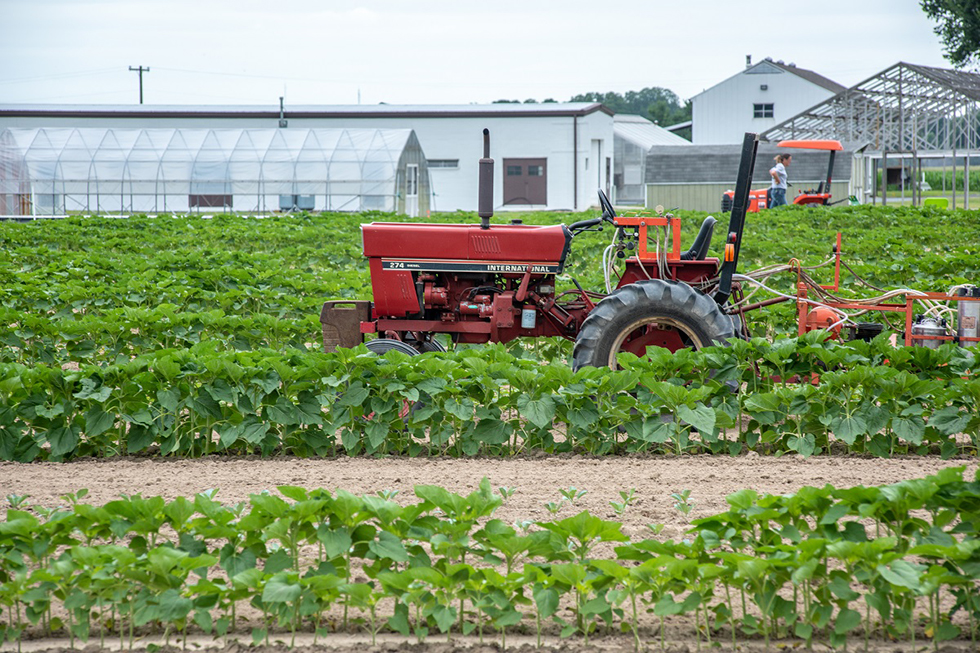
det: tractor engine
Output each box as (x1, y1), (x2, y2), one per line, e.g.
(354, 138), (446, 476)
(355, 221), (584, 345)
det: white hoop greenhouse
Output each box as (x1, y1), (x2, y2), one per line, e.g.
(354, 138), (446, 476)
(0, 127), (431, 216)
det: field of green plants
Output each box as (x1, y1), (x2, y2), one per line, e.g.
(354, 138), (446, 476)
(2, 469), (978, 651)
(1, 204), (979, 650)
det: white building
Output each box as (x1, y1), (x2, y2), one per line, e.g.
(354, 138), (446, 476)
(691, 58), (845, 145)
(0, 103), (614, 213)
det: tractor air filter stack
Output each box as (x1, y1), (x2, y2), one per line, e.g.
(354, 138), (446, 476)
(478, 128), (494, 230)
(956, 285), (980, 347)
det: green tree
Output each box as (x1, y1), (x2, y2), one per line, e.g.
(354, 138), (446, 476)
(569, 87), (691, 127)
(921, 0), (980, 67)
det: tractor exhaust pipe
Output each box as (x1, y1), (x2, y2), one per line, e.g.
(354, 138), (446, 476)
(478, 128), (493, 229)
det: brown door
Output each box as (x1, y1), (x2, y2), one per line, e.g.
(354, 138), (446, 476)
(503, 158), (547, 206)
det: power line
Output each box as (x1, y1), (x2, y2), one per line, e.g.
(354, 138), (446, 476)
(0, 68), (118, 86)
(128, 65), (150, 104)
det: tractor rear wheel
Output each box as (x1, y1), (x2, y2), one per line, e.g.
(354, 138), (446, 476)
(365, 338), (420, 356)
(572, 279), (735, 370)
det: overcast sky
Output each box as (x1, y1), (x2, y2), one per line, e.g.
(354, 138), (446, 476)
(0, 0), (953, 108)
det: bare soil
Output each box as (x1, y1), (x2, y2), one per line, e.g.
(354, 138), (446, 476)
(2, 453), (977, 652)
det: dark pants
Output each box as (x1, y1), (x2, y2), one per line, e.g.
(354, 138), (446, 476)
(770, 187), (787, 207)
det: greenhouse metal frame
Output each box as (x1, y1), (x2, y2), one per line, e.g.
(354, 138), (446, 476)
(0, 127), (431, 216)
(762, 62), (980, 207)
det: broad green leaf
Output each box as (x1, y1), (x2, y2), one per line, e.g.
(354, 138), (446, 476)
(262, 578), (301, 603)
(517, 394), (556, 429)
(676, 404), (715, 434)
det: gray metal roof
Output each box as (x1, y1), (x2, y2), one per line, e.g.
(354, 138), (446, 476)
(768, 60), (847, 94)
(763, 62), (980, 152)
(614, 114), (691, 148)
(0, 102), (613, 119)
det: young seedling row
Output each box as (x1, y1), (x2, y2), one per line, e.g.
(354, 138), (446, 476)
(2, 469), (979, 651)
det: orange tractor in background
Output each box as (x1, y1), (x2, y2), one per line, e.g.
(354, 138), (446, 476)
(722, 139), (843, 212)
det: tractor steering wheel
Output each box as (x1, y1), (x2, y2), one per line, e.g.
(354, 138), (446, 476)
(597, 189), (616, 224)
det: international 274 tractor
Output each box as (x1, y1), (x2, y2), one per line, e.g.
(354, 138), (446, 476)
(320, 130), (980, 366)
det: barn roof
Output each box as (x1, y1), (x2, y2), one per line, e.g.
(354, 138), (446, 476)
(0, 102), (613, 120)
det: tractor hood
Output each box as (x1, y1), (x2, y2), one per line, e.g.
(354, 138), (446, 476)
(361, 222), (572, 272)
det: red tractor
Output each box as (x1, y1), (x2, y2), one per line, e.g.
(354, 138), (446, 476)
(721, 139), (843, 212)
(321, 130), (757, 369)
(320, 130), (980, 365)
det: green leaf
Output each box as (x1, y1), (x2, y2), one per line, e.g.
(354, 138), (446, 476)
(318, 528), (352, 560)
(833, 414), (868, 445)
(834, 608), (862, 634)
(74, 378), (112, 402)
(193, 610), (213, 634)
(444, 397), (475, 421)
(262, 578), (301, 603)
(157, 388), (180, 413)
(388, 603), (410, 635)
(368, 531), (409, 562)
(83, 407), (114, 438)
(518, 394), (556, 429)
(473, 418), (511, 444)
(126, 424), (155, 453)
(430, 604), (456, 633)
(365, 420), (388, 450)
(337, 385), (369, 408)
(676, 404), (715, 434)
(48, 425), (80, 458)
(534, 587), (559, 618)
(879, 560), (924, 590)
(929, 406), (970, 435)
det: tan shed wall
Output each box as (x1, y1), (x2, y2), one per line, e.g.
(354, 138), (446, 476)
(646, 181), (850, 212)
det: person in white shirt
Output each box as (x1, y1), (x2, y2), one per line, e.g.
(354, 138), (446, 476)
(769, 154), (791, 207)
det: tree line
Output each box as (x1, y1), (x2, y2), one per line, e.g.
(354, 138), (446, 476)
(494, 86), (691, 138)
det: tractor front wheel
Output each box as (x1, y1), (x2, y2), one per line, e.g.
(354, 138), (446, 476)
(572, 279), (735, 370)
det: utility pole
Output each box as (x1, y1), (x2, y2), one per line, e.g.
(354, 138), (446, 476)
(128, 66), (150, 104)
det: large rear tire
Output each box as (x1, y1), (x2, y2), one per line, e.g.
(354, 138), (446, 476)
(572, 279), (735, 370)
(365, 338), (420, 356)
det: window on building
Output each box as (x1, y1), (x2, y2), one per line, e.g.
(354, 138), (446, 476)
(507, 165), (523, 176)
(428, 159), (459, 169)
(753, 103), (774, 118)
(527, 165), (544, 177)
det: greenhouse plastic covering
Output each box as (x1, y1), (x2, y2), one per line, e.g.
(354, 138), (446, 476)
(0, 127), (429, 215)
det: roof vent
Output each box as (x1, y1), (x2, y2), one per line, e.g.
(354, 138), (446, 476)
(777, 60), (785, 65)
(788, 62), (796, 67)
(746, 54), (752, 68)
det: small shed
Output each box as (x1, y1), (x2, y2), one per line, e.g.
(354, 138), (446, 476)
(0, 127), (430, 216)
(613, 114), (691, 205)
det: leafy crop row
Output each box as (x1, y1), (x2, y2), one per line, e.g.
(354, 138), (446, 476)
(2, 205), (980, 368)
(2, 468), (978, 650)
(0, 304), (317, 367)
(1, 335), (977, 462)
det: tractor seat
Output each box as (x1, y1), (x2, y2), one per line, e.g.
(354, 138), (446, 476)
(679, 216), (716, 261)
